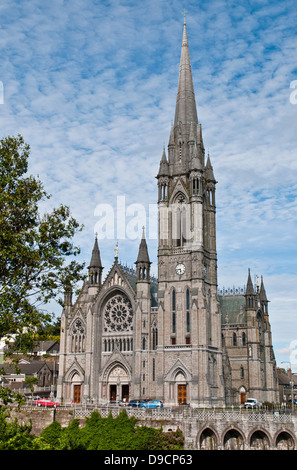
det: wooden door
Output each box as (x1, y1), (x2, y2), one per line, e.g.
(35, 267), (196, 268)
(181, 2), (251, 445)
(73, 385), (81, 404)
(178, 384), (187, 404)
(122, 384), (129, 402)
(110, 384), (117, 402)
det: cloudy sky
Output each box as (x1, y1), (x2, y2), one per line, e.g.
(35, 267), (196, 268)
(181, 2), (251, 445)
(1, 0), (296, 370)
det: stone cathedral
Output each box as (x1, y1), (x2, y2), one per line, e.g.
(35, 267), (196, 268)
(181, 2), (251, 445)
(57, 22), (279, 407)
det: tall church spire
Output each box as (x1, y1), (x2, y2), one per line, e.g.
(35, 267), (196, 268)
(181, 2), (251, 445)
(174, 21), (198, 127)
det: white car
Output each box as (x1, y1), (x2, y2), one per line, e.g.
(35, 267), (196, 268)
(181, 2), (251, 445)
(244, 398), (262, 409)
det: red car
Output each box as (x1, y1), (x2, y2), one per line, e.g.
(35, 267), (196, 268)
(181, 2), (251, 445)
(35, 398), (59, 408)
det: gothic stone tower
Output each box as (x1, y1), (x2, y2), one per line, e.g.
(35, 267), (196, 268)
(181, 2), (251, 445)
(220, 271), (278, 405)
(156, 22), (225, 407)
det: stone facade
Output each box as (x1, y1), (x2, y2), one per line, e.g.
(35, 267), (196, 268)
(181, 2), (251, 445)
(57, 22), (278, 408)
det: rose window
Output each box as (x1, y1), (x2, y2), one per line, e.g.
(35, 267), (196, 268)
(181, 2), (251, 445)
(104, 294), (133, 332)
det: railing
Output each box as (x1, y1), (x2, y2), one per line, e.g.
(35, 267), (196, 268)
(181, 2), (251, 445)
(71, 405), (294, 423)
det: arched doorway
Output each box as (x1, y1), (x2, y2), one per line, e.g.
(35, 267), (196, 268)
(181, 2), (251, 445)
(239, 386), (246, 405)
(176, 371), (187, 404)
(250, 430), (270, 450)
(276, 431), (295, 450)
(223, 429), (244, 450)
(107, 365), (130, 403)
(71, 372), (83, 404)
(199, 428), (218, 450)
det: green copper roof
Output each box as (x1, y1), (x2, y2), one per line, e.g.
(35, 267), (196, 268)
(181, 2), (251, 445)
(219, 295), (246, 325)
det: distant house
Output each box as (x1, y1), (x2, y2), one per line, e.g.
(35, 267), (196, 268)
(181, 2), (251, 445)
(277, 368), (297, 404)
(0, 334), (16, 359)
(32, 340), (60, 357)
(1, 360), (59, 397)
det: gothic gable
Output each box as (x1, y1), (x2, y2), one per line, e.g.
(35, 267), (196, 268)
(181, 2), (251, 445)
(169, 178), (189, 205)
(100, 348), (132, 381)
(101, 262), (136, 296)
(64, 357), (85, 382)
(164, 358), (192, 382)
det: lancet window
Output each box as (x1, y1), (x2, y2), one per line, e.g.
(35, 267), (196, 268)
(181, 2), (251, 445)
(70, 318), (85, 353)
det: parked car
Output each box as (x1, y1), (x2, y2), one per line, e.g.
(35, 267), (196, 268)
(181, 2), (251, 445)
(243, 398), (262, 409)
(143, 400), (163, 408)
(35, 398), (59, 408)
(106, 401), (127, 407)
(127, 399), (146, 408)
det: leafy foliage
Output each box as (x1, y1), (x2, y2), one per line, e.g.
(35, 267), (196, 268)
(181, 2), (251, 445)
(0, 387), (26, 408)
(40, 421), (63, 449)
(0, 408), (184, 450)
(0, 408), (48, 450)
(46, 410), (184, 450)
(0, 134), (85, 358)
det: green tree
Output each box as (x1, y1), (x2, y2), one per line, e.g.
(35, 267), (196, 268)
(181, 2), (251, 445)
(0, 408), (45, 450)
(40, 420), (63, 449)
(59, 419), (84, 450)
(0, 386), (25, 408)
(36, 409), (185, 450)
(0, 134), (85, 361)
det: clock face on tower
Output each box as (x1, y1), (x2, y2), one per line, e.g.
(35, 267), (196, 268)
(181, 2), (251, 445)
(176, 263), (186, 275)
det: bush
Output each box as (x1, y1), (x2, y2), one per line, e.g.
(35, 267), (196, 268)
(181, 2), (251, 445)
(0, 408), (46, 450)
(0, 407), (184, 450)
(40, 420), (62, 449)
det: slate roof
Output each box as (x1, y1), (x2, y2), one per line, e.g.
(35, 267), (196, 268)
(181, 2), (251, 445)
(3, 360), (54, 376)
(32, 340), (59, 354)
(219, 295), (247, 325)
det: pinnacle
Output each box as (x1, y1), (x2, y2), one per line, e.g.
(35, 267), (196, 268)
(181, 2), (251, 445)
(136, 227), (151, 264)
(88, 235), (102, 269)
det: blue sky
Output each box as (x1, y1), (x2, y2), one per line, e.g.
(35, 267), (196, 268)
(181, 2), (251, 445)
(1, 0), (297, 370)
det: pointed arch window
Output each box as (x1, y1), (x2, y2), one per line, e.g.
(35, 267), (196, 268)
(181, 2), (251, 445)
(242, 332), (246, 346)
(152, 327), (158, 350)
(192, 177), (199, 195)
(71, 319), (85, 353)
(233, 332), (237, 347)
(240, 365), (245, 379)
(172, 289), (176, 335)
(175, 205), (188, 247)
(152, 358), (156, 382)
(172, 192), (191, 247)
(186, 288), (190, 334)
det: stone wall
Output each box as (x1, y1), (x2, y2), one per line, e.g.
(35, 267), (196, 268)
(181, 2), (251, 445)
(6, 406), (297, 450)
(8, 408), (77, 436)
